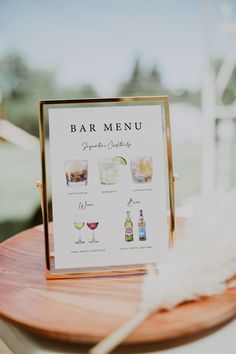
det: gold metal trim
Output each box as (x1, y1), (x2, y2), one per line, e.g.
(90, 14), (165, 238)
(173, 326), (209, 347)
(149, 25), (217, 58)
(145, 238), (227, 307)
(45, 268), (147, 280)
(38, 96), (176, 279)
(39, 101), (50, 271)
(163, 97), (175, 248)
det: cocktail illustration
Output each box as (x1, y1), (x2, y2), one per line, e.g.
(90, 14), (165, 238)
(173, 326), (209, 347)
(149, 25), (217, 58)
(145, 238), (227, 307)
(73, 216), (85, 244)
(87, 222), (99, 243)
(98, 156), (127, 185)
(130, 156), (153, 183)
(65, 160), (88, 187)
(98, 158), (120, 185)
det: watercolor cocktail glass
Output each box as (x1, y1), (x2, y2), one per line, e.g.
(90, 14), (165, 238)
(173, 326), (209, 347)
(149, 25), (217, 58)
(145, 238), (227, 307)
(65, 160), (88, 187)
(130, 156), (153, 183)
(98, 158), (120, 185)
(73, 218), (85, 244)
(87, 222), (99, 243)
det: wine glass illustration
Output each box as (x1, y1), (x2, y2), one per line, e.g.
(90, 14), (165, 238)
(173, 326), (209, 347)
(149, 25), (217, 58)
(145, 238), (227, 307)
(87, 222), (99, 243)
(73, 216), (85, 244)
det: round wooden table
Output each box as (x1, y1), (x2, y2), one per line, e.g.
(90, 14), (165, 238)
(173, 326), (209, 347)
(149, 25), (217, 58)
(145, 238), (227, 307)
(0, 223), (236, 346)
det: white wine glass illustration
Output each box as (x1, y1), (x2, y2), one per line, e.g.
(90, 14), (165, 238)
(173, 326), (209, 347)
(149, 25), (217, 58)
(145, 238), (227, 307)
(73, 216), (85, 244)
(87, 222), (99, 243)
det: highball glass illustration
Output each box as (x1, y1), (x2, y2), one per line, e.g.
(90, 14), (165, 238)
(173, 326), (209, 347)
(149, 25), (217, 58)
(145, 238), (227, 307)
(98, 158), (120, 185)
(65, 160), (88, 187)
(130, 156), (153, 183)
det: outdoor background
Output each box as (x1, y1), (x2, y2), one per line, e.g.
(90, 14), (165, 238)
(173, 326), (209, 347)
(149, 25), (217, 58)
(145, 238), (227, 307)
(0, 0), (236, 241)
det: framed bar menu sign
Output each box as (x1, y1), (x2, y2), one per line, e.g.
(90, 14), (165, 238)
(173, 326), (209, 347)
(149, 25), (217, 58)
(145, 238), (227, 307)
(39, 96), (175, 279)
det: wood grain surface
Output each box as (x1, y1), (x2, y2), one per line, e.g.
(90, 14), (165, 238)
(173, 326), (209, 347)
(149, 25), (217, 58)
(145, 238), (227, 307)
(0, 223), (236, 345)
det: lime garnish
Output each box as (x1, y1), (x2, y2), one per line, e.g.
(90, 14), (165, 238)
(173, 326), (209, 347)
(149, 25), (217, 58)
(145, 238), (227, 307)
(112, 156), (127, 165)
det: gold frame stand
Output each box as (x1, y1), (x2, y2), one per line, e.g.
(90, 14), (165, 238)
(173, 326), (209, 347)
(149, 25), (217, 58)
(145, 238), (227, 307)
(37, 96), (177, 279)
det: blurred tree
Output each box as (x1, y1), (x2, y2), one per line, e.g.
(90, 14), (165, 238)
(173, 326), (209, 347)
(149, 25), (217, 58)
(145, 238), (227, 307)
(118, 58), (200, 106)
(222, 68), (236, 105)
(214, 58), (236, 105)
(79, 84), (98, 98)
(118, 58), (164, 96)
(0, 53), (98, 136)
(60, 84), (98, 99)
(0, 53), (57, 136)
(130, 58), (143, 83)
(0, 54), (29, 98)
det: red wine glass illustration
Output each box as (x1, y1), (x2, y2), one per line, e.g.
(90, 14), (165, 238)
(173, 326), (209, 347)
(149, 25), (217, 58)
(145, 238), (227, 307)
(87, 222), (99, 243)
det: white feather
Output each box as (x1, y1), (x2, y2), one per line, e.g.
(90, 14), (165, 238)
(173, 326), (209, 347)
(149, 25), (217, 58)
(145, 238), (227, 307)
(142, 191), (236, 312)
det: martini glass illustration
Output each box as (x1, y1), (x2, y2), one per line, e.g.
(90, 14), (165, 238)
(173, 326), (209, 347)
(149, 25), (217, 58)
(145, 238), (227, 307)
(73, 217), (85, 244)
(87, 222), (99, 243)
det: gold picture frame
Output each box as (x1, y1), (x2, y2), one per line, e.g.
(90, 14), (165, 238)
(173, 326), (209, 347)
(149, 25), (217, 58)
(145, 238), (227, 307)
(38, 96), (175, 279)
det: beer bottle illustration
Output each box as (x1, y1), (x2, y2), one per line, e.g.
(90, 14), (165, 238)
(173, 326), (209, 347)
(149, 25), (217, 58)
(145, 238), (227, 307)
(138, 210), (146, 241)
(125, 211), (133, 242)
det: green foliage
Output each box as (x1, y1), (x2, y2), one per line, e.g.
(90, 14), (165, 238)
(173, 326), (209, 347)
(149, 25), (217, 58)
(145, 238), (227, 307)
(118, 58), (201, 106)
(0, 53), (98, 137)
(214, 59), (236, 105)
(0, 54), (29, 98)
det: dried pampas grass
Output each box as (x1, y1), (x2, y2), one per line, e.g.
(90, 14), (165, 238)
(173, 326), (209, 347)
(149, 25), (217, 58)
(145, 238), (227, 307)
(142, 191), (236, 312)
